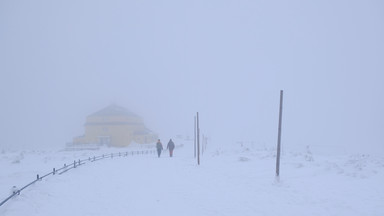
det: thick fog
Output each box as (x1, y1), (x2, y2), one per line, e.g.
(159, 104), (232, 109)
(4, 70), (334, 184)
(0, 0), (383, 154)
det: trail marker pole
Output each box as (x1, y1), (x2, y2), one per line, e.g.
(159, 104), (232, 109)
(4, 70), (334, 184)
(276, 90), (284, 180)
(194, 116), (197, 158)
(197, 112), (200, 165)
(202, 135), (206, 155)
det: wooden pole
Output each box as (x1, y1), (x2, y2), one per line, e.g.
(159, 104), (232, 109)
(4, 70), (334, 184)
(276, 90), (284, 178)
(194, 116), (197, 158)
(197, 112), (200, 165)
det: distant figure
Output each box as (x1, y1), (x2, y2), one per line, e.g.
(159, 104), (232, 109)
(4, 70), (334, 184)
(156, 139), (163, 158)
(167, 139), (175, 157)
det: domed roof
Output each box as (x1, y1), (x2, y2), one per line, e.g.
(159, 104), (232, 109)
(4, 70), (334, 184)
(88, 104), (139, 118)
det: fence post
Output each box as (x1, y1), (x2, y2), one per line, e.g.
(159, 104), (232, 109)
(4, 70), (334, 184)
(53, 168), (56, 175)
(74, 160), (76, 168)
(37, 174), (39, 180)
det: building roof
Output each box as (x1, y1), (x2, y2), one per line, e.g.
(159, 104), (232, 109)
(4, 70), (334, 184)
(89, 104), (140, 118)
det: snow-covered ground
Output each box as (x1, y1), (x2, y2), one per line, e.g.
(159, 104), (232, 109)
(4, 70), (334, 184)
(1, 140), (383, 216)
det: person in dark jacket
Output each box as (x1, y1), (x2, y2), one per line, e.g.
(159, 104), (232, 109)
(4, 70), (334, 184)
(156, 139), (163, 158)
(167, 139), (175, 157)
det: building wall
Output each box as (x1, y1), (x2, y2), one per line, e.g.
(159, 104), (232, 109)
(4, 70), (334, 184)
(73, 111), (157, 147)
(134, 134), (158, 144)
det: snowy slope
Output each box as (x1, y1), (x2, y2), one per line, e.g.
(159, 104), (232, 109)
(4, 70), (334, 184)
(1, 141), (383, 216)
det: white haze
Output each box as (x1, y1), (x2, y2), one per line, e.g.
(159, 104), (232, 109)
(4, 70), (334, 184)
(0, 0), (383, 154)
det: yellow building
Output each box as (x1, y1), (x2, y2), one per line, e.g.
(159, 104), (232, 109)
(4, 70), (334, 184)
(73, 105), (157, 147)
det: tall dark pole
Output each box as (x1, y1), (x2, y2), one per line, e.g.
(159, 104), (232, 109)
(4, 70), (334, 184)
(276, 90), (284, 179)
(194, 116), (197, 158)
(197, 112), (200, 165)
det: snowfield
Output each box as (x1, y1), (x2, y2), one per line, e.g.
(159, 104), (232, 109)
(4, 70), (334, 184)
(1, 141), (383, 216)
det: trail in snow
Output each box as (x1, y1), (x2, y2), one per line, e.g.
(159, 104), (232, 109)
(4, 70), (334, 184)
(1, 142), (384, 216)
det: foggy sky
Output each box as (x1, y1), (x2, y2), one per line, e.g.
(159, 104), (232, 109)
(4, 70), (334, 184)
(1, 0), (383, 154)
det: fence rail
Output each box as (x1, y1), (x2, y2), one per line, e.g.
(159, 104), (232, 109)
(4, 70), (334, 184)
(0, 149), (156, 207)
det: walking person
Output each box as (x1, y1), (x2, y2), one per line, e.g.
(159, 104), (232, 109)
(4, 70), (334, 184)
(167, 139), (175, 157)
(156, 139), (163, 158)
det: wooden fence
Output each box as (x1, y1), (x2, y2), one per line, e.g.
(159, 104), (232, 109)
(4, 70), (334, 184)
(0, 150), (156, 207)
